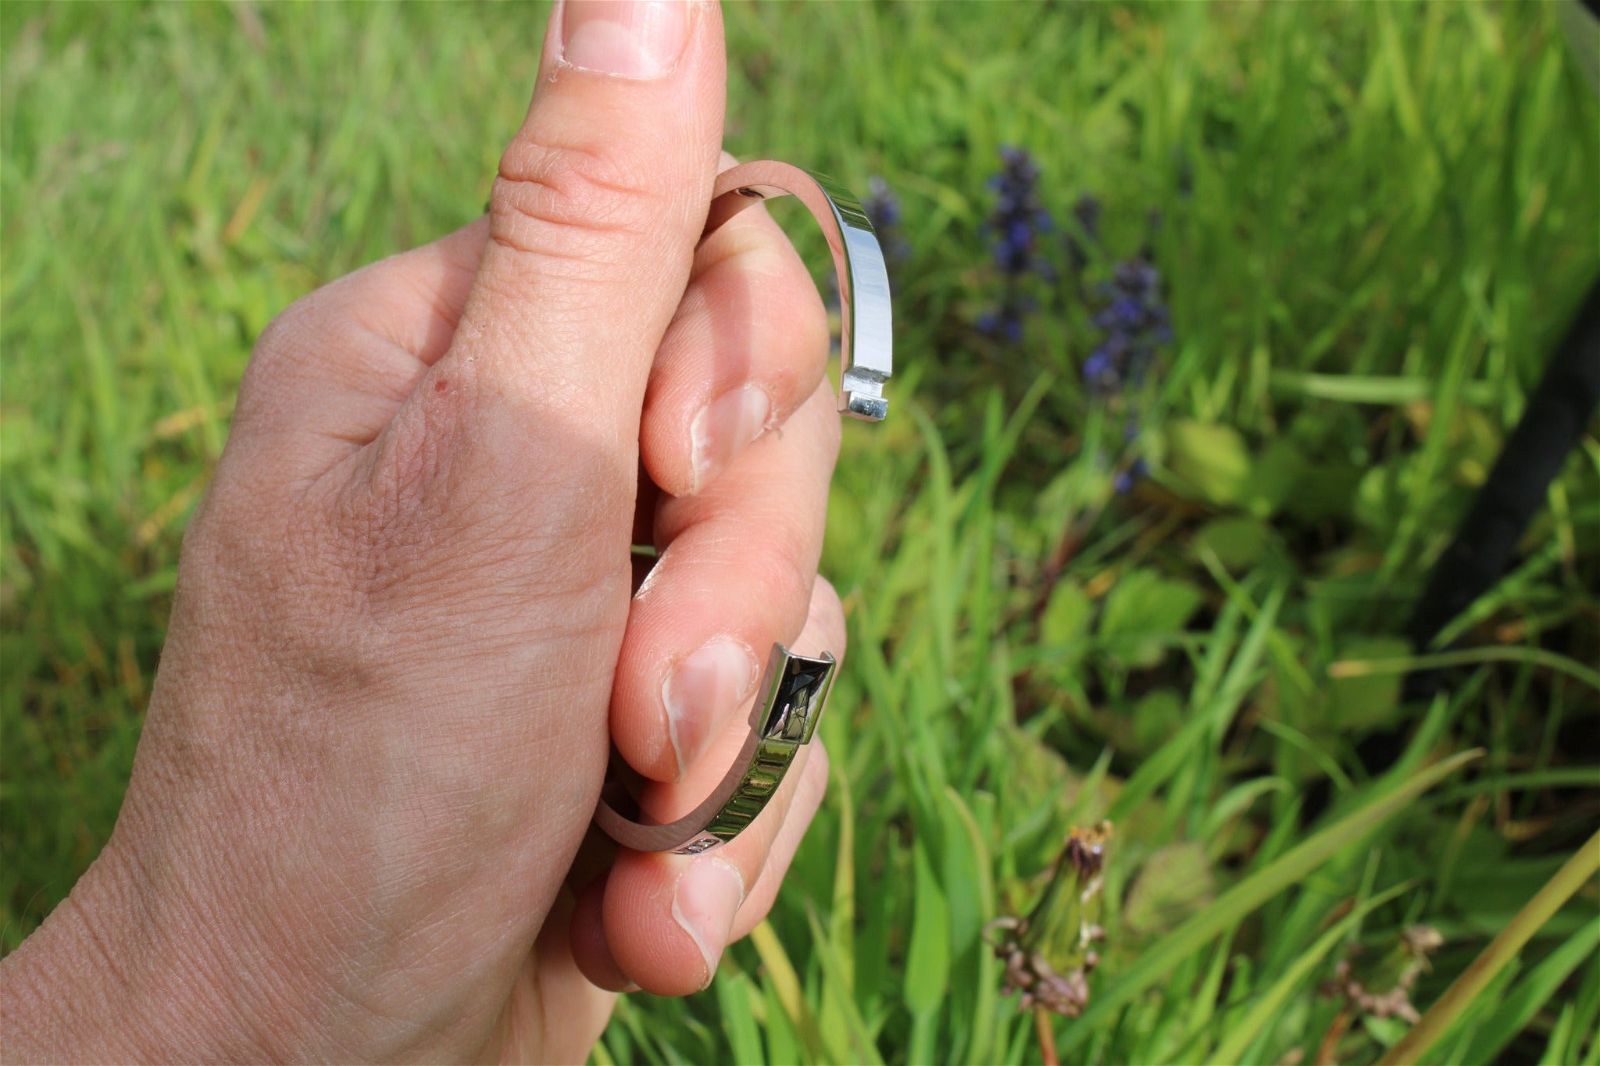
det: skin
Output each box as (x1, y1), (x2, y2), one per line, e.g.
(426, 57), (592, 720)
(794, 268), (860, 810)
(0, 2), (842, 1062)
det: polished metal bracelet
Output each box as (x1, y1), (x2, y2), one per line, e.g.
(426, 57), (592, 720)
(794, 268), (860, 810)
(593, 160), (893, 855)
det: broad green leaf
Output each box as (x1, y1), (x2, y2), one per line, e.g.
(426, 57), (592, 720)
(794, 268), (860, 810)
(1099, 568), (1205, 668)
(1328, 636), (1413, 730)
(1131, 689), (1186, 754)
(1241, 438), (1309, 518)
(1040, 578), (1092, 651)
(1099, 569), (1205, 638)
(1165, 419), (1253, 507)
(1354, 457), (1411, 534)
(1122, 842), (1215, 944)
(1191, 516), (1277, 572)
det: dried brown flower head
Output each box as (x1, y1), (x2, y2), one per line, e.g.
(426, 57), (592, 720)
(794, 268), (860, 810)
(986, 822), (1113, 1017)
(1323, 923), (1445, 1025)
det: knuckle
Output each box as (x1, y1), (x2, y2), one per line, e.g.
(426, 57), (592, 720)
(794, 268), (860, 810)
(250, 301), (304, 364)
(491, 138), (658, 266)
(247, 287), (340, 371)
(234, 288), (369, 429)
(233, 304), (311, 425)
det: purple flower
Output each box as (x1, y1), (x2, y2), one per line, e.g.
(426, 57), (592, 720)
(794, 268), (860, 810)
(978, 146), (1055, 340)
(1113, 458), (1148, 496)
(1114, 259), (1160, 293)
(863, 176), (909, 274)
(982, 303), (1027, 343)
(1094, 296), (1145, 332)
(1084, 251), (1170, 396)
(864, 176), (900, 229)
(986, 145), (1053, 280)
(1082, 348), (1119, 391)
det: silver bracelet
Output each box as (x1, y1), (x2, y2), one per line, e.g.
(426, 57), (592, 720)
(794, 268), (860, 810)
(592, 161), (893, 855)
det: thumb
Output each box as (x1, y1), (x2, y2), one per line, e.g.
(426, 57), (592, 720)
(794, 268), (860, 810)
(372, 0), (724, 522)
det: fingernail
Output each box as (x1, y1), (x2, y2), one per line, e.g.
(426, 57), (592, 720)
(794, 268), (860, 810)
(672, 858), (745, 988)
(689, 385), (771, 493)
(663, 638), (759, 776)
(560, 0), (691, 80)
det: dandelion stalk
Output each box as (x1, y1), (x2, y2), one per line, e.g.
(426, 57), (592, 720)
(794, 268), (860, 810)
(1035, 1006), (1060, 1066)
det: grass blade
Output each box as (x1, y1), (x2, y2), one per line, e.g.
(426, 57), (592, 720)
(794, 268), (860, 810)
(748, 921), (827, 1062)
(904, 843), (951, 1016)
(1328, 647), (1600, 693)
(715, 971), (767, 1066)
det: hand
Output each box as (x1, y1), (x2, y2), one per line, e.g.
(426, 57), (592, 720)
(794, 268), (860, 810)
(0, 2), (842, 1061)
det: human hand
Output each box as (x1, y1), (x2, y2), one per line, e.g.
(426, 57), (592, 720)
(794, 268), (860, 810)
(0, 2), (843, 1061)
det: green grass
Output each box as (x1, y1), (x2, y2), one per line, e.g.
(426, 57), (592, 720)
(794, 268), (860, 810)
(3, 2), (1598, 1064)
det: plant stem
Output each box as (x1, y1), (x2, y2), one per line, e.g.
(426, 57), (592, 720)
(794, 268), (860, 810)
(1314, 1006), (1351, 1066)
(1328, 647), (1600, 692)
(1035, 1008), (1059, 1066)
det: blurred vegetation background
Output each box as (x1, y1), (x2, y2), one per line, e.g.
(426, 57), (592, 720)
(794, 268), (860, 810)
(3, 2), (1597, 1064)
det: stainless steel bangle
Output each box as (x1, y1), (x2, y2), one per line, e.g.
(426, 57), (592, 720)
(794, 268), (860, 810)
(594, 645), (838, 855)
(592, 161), (892, 855)
(700, 160), (893, 422)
